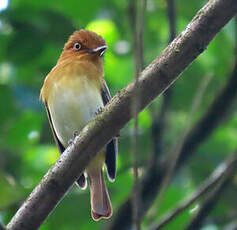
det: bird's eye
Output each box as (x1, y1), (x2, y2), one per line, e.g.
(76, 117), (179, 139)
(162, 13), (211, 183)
(74, 42), (81, 50)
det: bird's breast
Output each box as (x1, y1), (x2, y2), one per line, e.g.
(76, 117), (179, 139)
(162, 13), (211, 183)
(47, 76), (103, 147)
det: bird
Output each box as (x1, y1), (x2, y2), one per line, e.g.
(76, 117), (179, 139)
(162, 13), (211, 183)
(40, 29), (117, 221)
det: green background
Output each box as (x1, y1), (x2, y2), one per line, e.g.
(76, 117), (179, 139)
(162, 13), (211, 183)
(0, 0), (236, 229)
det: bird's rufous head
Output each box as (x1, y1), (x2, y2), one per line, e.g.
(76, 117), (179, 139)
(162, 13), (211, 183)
(59, 30), (107, 62)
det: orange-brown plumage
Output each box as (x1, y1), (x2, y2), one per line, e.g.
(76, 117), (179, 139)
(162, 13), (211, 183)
(40, 29), (117, 221)
(58, 30), (106, 65)
(41, 30), (106, 102)
(63, 30), (106, 53)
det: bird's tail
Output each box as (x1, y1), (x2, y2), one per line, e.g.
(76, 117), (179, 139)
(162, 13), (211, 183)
(88, 168), (112, 221)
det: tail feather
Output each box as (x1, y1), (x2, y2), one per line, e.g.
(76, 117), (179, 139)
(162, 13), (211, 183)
(76, 173), (87, 190)
(88, 169), (112, 221)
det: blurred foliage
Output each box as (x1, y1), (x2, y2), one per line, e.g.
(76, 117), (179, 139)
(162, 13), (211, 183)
(0, 0), (236, 229)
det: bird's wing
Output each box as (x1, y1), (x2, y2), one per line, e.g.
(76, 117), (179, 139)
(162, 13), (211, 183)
(45, 103), (86, 188)
(101, 79), (118, 181)
(45, 103), (65, 154)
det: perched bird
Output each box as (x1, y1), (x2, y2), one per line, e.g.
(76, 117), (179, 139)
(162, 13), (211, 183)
(40, 30), (117, 221)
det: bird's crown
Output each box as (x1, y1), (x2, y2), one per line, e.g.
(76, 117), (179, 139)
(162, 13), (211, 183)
(64, 29), (106, 51)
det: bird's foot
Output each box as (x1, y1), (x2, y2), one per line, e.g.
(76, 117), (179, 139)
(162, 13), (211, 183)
(95, 107), (103, 115)
(74, 131), (79, 138)
(68, 139), (74, 145)
(68, 131), (79, 145)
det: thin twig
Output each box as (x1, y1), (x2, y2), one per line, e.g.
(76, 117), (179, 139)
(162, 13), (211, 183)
(129, 1), (139, 229)
(184, 15), (237, 230)
(131, 0), (147, 229)
(150, 0), (177, 164)
(147, 0), (178, 220)
(153, 73), (213, 216)
(235, 16), (237, 59)
(167, 0), (177, 43)
(148, 151), (237, 230)
(185, 180), (227, 230)
(134, 0), (146, 72)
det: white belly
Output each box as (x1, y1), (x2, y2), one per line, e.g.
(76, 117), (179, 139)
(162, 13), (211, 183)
(48, 77), (104, 147)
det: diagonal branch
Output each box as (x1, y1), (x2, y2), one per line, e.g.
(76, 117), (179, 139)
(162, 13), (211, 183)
(185, 180), (230, 230)
(7, 0), (237, 229)
(184, 17), (237, 230)
(152, 73), (212, 218)
(148, 151), (237, 230)
(107, 45), (237, 230)
(106, 3), (237, 230)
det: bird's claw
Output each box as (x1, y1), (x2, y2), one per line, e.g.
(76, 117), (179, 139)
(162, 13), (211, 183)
(95, 107), (103, 115)
(68, 139), (74, 146)
(74, 131), (79, 138)
(68, 131), (79, 145)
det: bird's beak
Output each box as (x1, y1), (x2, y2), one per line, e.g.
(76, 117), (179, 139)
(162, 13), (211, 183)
(87, 45), (107, 57)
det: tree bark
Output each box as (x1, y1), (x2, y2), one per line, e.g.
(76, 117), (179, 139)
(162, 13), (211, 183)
(107, 37), (237, 230)
(7, 0), (237, 229)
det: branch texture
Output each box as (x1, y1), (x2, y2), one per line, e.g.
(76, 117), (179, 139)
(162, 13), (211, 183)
(108, 40), (237, 230)
(107, 0), (237, 228)
(7, 0), (237, 229)
(185, 17), (237, 230)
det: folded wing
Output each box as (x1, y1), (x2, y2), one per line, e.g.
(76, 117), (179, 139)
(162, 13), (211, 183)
(101, 80), (118, 181)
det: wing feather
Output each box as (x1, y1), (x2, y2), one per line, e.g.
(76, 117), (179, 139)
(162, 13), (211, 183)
(45, 103), (86, 188)
(101, 80), (118, 181)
